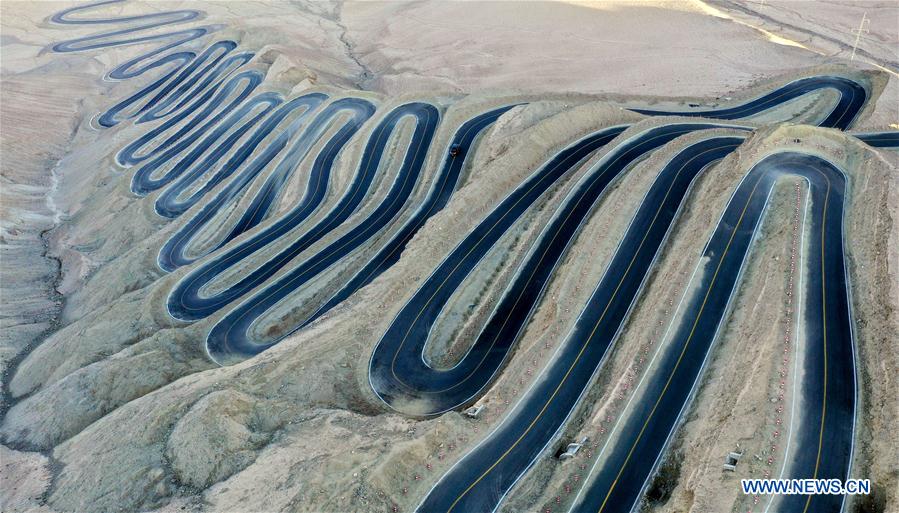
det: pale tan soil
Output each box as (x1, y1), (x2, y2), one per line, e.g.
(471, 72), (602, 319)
(348, 101), (645, 416)
(648, 129), (899, 513)
(620, 63), (889, 132)
(840, 147), (898, 513)
(715, 1), (898, 70)
(0, 445), (52, 513)
(0, 64), (102, 379)
(341, 0), (828, 97)
(710, 0), (899, 130)
(425, 180), (564, 368)
(644, 175), (806, 513)
(497, 126), (760, 513)
(0, 97), (608, 446)
(0, 17), (116, 505)
(1, 100), (647, 511)
(425, 102), (617, 368)
(644, 130), (896, 513)
(1, 1), (896, 512)
(499, 127), (899, 513)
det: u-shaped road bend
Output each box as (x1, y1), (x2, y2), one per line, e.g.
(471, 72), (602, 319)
(45, 4), (899, 512)
(117, 60), (261, 169)
(372, 75), (868, 416)
(370, 123), (750, 417)
(166, 101), (438, 323)
(631, 75), (866, 131)
(156, 96), (372, 271)
(412, 134), (746, 512)
(130, 90), (290, 199)
(410, 84), (878, 512)
(575, 152), (854, 513)
(202, 106), (519, 363)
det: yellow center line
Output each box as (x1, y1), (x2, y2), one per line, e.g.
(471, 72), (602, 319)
(180, 101), (386, 310)
(598, 163), (835, 513)
(395, 83), (853, 399)
(802, 168), (831, 513)
(225, 108), (436, 338)
(390, 127), (688, 393)
(596, 172), (765, 512)
(342, 115), (488, 305)
(444, 139), (729, 513)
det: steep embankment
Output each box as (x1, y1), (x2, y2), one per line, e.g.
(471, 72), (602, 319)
(1, 2), (896, 513)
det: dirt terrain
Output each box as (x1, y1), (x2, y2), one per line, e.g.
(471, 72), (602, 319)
(1, 1), (896, 513)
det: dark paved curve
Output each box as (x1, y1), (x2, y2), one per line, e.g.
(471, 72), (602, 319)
(167, 102), (436, 324)
(855, 130), (899, 148)
(631, 76), (866, 130)
(301, 106), (519, 327)
(50, 0), (226, 129)
(116, 58), (260, 167)
(371, 123), (748, 417)
(49, 2), (518, 371)
(415, 135), (746, 513)
(205, 106), (517, 362)
(413, 79), (868, 512)
(576, 153), (853, 513)
(156, 96), (372, 271)
(131, 91), (287, 198)
(48, 5), (878, 513)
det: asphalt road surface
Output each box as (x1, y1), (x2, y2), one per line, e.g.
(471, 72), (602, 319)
(369, 124), (748, 416)
(47, 3), (899, 512)
(573, 152), (854, 513)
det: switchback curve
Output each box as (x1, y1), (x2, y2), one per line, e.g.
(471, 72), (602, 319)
(42, 3), (899, 513)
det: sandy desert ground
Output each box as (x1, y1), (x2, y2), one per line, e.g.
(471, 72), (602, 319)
(1, 1), (897, 513)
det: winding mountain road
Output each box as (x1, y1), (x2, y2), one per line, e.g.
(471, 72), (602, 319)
(370, 123), (748, 416)
(573, 151), (854, 513)
(402, 80), (882, 513)
(45, 2), (899, 513)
